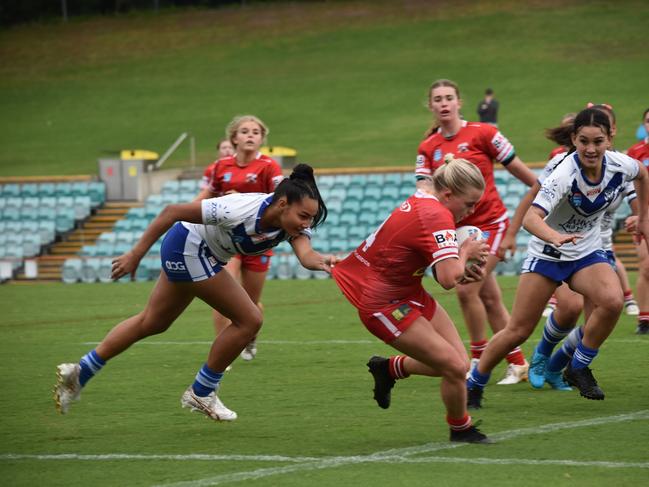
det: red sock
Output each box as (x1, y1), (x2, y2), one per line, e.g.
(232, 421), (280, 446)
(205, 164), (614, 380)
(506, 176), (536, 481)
(388, 355), (410, 379)
(447, 414), (472, 431)
(470, 340), (488, 360)
(623, 289), (634, 301)
(506, 346), (526, 366)
(639, 312), (649, 323)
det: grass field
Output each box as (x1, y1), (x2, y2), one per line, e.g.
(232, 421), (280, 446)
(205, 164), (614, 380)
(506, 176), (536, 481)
(1, 276), (648, 486)
(1, 0), (648, 176)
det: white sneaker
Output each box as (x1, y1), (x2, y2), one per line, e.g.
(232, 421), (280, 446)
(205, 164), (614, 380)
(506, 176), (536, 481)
(53, 363), (82, 414)
(181, 386), (237, 421)
(541, 305), (555, 318)
(497, 361), (529, 385)
(625, 300), (640, 316)
(240, 339), (257, 361)
(466, 357), (480, 379)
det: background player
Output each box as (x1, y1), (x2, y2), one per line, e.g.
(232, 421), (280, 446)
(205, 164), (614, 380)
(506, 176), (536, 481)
(197, 115), (284, 360)
(200, 138), (235, 190)
(415, 78), (537, 385)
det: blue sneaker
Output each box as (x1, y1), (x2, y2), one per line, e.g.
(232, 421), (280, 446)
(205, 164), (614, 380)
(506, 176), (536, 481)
(545, 370), (572, 391)
(529, 351), (548, 389)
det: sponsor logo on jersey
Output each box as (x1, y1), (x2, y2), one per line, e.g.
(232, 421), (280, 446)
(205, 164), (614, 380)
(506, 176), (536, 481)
(433, 229), (457, 248)
(416, 154), (426, 167)
(400, 201), (412, 212)
(246, 173), (258, 183)
(457, 142), (469, 153)
(165, 260), (187, 272)
(223, 172), (232, 182)
(207, 256), (218, 267)
(433, 149), (443, 162)
(491, 132), (506, 150)
(391, 303), (412, 321)
(586, 188), (601, 196)
(559, 214), (597, 233)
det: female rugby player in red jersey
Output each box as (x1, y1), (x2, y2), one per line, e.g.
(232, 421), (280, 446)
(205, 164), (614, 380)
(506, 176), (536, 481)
(197, 115), (284, 360)
(333, 157), (492, 443)
(415, 79), (537, 385)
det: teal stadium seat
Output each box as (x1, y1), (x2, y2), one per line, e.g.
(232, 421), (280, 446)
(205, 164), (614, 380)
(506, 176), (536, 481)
(364, 185), (382, 201)
(55, 208), (75, 233)
(384, 173), (403, 186)
(2, 207), (21, 221)
(399, 185), (414, 199)
(73, 196), (92, 220)
(61, 258), (82, 283)
(55, 183), (73, 197)
(2, 184), (20, 197)
(97, 258), (114, 283)
(38, 221), (55, 244)
(20, 206), (39, 221)
(126, 207), (146, 220)
(22, 234), (41, 257)
(38, 183), (56, 197)
(346, 185), (364, 201)
(180, 180), (199, 193)
(88, 182), (106, 208)
(162, 180), (181, 194)
(334, 174), (352, 185)
(71, 182), (89, 197)
(381, 186), (400, 202)
(329, 226), (348, 240)
(339, 211), (357, 226)
(329, 186), (346, 201)
(113, 219), (132, 232)
(21, 183), (39, 197)
(367, 173), (385, 185)
(342, 199), (361, 214)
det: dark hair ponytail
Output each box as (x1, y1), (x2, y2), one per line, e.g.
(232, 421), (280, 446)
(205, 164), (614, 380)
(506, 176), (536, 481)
(274, 163), (328, 229)
(545, 108), (611, 153)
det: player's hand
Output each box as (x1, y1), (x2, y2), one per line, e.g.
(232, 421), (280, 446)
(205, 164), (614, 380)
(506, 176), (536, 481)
(496, 232), (516, 261)
(459, 263), (485, 284)
(625, 215), (638, 234)
(111, 251), (141, 280)
(319, 254), (339, 274)
(550, 233), (582, 247)
(461, 236), (489, 265)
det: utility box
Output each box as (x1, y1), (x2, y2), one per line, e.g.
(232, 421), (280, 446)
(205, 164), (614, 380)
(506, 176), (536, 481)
(98, 150), (159, 201)
(260, 146), (297, 169)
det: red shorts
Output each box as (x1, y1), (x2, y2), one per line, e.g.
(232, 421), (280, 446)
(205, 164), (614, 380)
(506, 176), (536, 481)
(481, 217), (509, 256)
(357, 288), (437, 343)
(232, 251), (272, 272)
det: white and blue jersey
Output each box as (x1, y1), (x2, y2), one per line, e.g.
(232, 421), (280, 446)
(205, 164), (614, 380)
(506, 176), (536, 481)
(529, 150), (639, 262)
(161, 192), (311, 282)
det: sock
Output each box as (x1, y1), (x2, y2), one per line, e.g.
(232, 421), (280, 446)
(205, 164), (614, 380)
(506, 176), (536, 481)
(638, 312), (649, 326)
(79, 350), (106, 387)
(467, 366), (491, 390)
(447, 414), (472, 431)
(547, 326), (583, 373)
(470, 340), (488, 360)
(505, 346), (526, 366)
(536, 311), (572, 357)
(388, 355), (410, 379)
(192, 364), (224, 397)
(623, 289), (634, 303)
(571, 342), (598, 370)
(547, 295), (557, 307)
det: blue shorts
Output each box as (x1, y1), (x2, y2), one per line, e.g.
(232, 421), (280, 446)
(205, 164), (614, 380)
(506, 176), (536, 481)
(605, 250), (617, 270)
(521, 250), (610, 284)
(160, 222), (224, 282)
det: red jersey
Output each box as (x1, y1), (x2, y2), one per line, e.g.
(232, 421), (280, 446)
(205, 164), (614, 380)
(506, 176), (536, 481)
(332, 192), (459, 310)
(548, 146), (569, 160)
(415, 121), (515, 227)
(628, 139), (649, 168)
(207, 153), (283, 195)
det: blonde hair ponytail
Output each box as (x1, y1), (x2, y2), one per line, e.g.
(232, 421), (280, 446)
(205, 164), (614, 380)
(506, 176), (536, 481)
(431, 156), (485, 194)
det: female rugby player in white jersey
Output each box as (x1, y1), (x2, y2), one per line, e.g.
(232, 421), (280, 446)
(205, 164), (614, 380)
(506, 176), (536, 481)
(466, 107), (649, 408)
(54, 164), (337, 421)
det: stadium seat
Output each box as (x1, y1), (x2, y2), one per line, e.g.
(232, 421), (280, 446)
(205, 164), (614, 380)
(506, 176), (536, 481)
(312, 239), (330, 253)
(329, 238), (350, 253)
(55, 208), (75, 233)
(5, 197), (22, 210)
(5, 246), (24, 270)
(364, 184), (382, 200)
(334, 174), (352, 185)
(37, 206), (56, 222)
(348, 225), (368, 242)
(130, 218), (150, 232)
(180, 180), (199, 193)
(328, 226), (348, 240)
(381, 186), (400, 202)
(329, 187), (346, 201)
(399, 185), (414, 199)
(346, 185), (364, 201)
(342, 199), (361, 214)
(73, 196), (92, 220)
(367, 173), (385, 185)
(96, 258), (114, 283)
(326, 212), (340, 226)
(88, 182), (106, 208)
(22, 234), (41, 257)
(1, 184), (20, 197)
(61, 258), (82, 284)
(39, 196), (57, 208)
(126, 207), (146, 220)
(37, 183), (56, 197)
(384, 173), (403, 186)
(55, 182), (73, 197)
(113, 219), (132, 232)
(162, 180), (181, 194)
(38, 221), (56, 245)
(274, 254), (293, 280)
(339, 211), (357, 226)
(21, 183), (39, 197)
(20, 206), (39, 221)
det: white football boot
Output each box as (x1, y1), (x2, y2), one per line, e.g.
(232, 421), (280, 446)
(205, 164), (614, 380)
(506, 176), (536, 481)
(181, 386), (237, 421)
(53, 363), (82, 414)
(240, 339), (257, 361)
(496, 360), (529, 385)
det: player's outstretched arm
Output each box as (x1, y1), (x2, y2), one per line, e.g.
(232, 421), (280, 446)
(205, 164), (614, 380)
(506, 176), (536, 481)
(290, 235), (339, 273)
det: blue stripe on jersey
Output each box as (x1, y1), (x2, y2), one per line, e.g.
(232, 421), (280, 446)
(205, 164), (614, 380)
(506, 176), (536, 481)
(531, 202), (549, 215)
(568, 172), (624, 217)
(197, 241), (212, 278)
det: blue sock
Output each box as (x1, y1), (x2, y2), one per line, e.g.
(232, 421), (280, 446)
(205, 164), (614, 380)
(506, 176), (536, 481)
(192, 364), (223, 397)
(536, 312), (572, 357)
(467, 366), (491, 390)
(79, 350), (106, 387)
(571, 342), (599, 370)
(547, 326), (583, 373)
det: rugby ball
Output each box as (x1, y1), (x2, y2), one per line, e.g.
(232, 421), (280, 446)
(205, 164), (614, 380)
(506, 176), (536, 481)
(455, 226), (485, 269)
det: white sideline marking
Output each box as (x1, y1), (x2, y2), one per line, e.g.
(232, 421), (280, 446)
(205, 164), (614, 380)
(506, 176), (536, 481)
(391, 456), (649, 468)
(149, 410), (648, 487)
